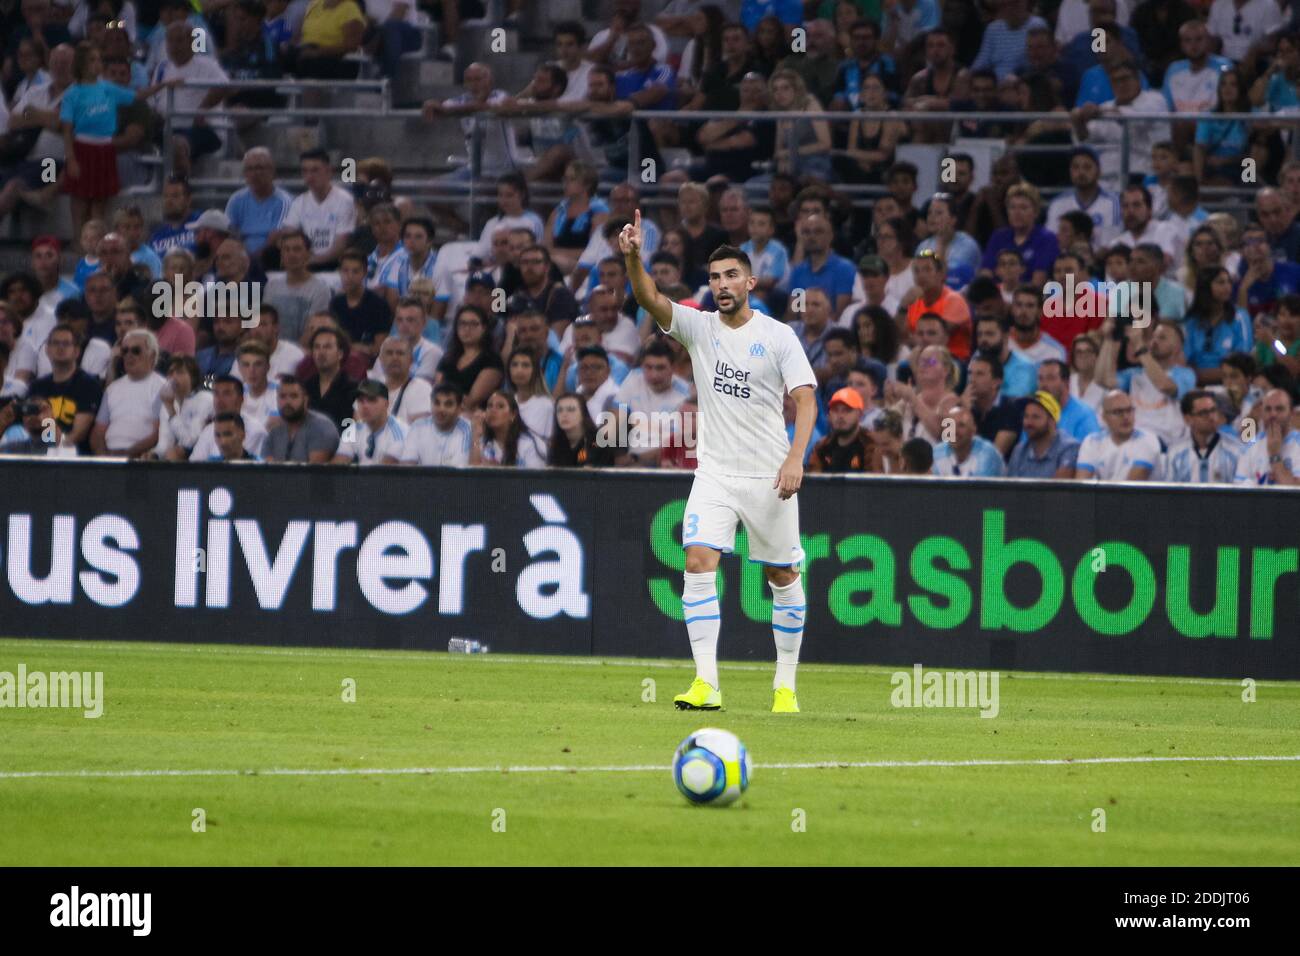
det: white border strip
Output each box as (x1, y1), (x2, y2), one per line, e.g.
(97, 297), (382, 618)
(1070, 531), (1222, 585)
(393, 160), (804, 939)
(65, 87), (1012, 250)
(2, 754), (1298, 781)
(1, 639), (1294, 689)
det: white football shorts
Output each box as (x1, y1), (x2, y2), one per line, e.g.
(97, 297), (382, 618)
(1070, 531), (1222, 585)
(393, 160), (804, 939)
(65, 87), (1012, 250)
(682, 469), (805, 568)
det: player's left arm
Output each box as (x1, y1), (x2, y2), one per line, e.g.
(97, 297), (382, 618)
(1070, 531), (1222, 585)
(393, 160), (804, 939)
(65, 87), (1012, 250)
(777, 384), (817, 499)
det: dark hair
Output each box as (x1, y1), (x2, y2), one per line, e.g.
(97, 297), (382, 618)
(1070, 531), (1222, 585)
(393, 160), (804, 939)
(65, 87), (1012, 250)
(213, 374), (244, 394)
(649, 251), (682, 273)
(277, 373), (304, 390)
(901, 437), (934, 473)
(554, 20), (587, 44)
(1214, 66), (1251, 114)
(589, 64), (615, 85)
(707, 245), (753, 272)
(974, 311), (1012, 333)
(433, 382), (465, 403)
(401, 216), (436, 242)
(299, 148), (330, 165)
(1222, 351), (1257, 379)
(886, 161), (919, 184)
(441, 304), (494, 370)
(1122, 184), (1153, 210)
(259, 303), (280, 325)
(1, 271), (42, 303)
(946, 152), (974, 172)
(54, 297), (92, 322)
(1168, 175), (1199, 205)
(214, 410), (246, 430)
(484, 388), (533, 466)
(496, 171), (530, 207)
(1180, 388), (1218, 415)
(1039, 358), (1070, 381)
(338, 248), (367, 270)
(824, 327), (858, 351)
(966, 276), (1003, 305)
(47, 321), (81, 346)
(969, 349), (1004, 381)
(278, 228), (310, 250)
(309, 325), (350, 353)
(1061, 209), (1094, 239)
(1188, 266), (1234, 329)
(167, 353), (202, 386)
(852, 305), (900, 364)
(883, 216), (917, 256)
(548, 391), (603, 466)
(537, 62), (569, 96)
(641, 339), (674, 363)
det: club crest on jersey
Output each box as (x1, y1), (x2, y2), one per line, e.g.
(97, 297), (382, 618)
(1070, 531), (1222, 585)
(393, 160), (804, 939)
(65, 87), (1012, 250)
(749, 342), (766, 358)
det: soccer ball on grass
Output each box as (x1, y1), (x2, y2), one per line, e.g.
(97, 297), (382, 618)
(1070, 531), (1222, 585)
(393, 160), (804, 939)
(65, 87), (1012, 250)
(672, 728), (751, 806)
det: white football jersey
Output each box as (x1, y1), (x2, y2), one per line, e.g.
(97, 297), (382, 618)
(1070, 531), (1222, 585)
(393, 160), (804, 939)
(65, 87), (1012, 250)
(666, 301), (817, 478)
(1076, 428), (1164, 481)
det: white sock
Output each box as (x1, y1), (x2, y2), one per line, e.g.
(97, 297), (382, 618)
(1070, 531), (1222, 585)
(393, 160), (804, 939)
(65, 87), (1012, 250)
(769, 576), (805, 691)
(682, 570), (720, 687)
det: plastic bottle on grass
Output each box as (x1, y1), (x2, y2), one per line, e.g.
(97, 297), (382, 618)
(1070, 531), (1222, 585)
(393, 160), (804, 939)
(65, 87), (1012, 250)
(448, 638), (489, 654)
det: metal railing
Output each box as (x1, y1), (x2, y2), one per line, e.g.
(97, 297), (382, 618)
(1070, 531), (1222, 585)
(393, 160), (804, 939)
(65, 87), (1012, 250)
(149, 89), (1297, 233)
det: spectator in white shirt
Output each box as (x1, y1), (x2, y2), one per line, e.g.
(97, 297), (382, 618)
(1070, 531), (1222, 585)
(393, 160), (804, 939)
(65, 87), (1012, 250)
(1115, 184), (1180, 272)
(1075, 388), (1165, 480)
(470, 388), (547, 467)
(1233, 388), (1300, 485)
(574, 343), (620, 426)
(332, 378), (406, 465)
(560, 284), (640, 364)
(1207, 0), (1284, 64)
(373, 334), (433, 425)
(505, 346), (555, 441)
(236, 303), (306, 381)
(609, 339), (690, 466)
(91, 328), (164, 456)
(234, 339), (279, 431)
(401, 382), (473, 466)
(375, 297), (442, 383)
(154, 354), (213, 458)
(184, 374), (269, 461)
(269, 148), (356, 268)
(152, 21), (233, 177)
(1071, 62), (1173, 189)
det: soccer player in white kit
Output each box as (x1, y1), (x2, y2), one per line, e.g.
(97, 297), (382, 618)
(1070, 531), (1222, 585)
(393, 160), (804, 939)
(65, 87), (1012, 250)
(620, 210), (819, 713)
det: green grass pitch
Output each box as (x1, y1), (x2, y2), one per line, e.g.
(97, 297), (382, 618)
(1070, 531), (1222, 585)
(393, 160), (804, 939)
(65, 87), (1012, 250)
(1, 638), (1298, 866)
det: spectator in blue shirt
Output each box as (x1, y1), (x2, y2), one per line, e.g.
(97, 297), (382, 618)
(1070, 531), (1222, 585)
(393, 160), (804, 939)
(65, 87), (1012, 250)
(1008, 389), (1081, 478)
(1195, 67), (1253, 185)
(1184, 267), (1254, 385)
(980, 183), (1059, 288)
(970, 0), (1048, 80)
(916, 193), (981, 291)
(784, 214), (857, 319)
(742, 0), (803, 32)
(1038, 358), (1101, 441)
(1060, 2), (1144, 82)
(224, 146), (292, 260)
(1237, 222), (1300, 318)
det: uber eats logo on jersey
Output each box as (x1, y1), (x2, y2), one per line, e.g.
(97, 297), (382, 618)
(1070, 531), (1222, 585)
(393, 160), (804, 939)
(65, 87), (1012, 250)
(648, 502), (1293, 640)
(713, 360), (752, 399)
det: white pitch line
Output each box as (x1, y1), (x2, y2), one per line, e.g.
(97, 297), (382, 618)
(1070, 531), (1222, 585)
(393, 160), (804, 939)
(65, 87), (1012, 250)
(1, 754), (1297, 781)
(0, 639), (1293, 689)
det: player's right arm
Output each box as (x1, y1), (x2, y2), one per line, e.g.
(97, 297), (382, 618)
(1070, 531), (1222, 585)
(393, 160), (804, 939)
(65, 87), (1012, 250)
(620, 209), (674, 333)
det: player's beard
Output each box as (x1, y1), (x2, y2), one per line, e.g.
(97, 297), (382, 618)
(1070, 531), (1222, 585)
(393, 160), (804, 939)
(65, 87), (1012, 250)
(716, 290), (745, 315)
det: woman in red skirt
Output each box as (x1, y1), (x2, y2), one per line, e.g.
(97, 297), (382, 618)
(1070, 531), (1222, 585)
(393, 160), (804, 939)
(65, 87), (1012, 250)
(59, 42), (179, 252)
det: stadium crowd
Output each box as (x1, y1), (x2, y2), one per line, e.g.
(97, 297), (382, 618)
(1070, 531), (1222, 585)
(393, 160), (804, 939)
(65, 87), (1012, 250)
(1, 0), (1300, 483)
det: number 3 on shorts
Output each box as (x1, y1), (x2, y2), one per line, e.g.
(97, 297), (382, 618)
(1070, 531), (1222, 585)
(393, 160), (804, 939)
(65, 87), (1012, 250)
(684, 512), (700, 539)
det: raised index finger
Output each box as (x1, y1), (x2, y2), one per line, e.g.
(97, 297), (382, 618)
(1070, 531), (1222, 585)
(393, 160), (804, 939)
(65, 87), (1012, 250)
(634, 208), (640, 230)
